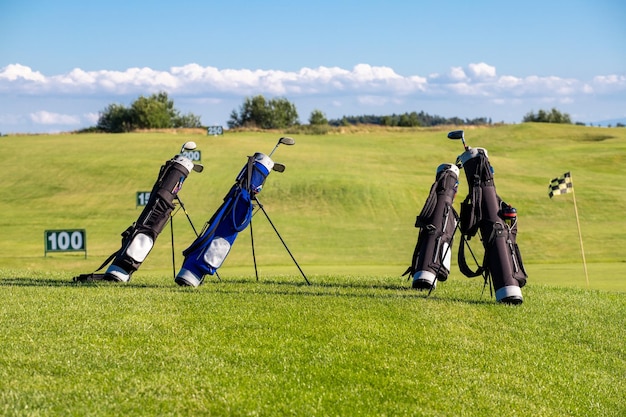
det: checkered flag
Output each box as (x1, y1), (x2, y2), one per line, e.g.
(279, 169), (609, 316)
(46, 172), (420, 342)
(548, 172), (573, 198)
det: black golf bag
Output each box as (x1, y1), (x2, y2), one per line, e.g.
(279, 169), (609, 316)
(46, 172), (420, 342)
(175, 152), (274, 287)
(73, 146), (200, 283)
(456, 147), (527, 304)
(404, 163), (460, 290)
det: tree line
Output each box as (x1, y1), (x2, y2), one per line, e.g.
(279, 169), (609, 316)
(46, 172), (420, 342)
(225, 95), (492, 128)
(94, 91), (610, 133)
(327, 112), (491, 127)
(522, 108), (571, 124)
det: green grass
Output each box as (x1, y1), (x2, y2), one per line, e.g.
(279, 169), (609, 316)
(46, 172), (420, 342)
(0, 124), (625, 415)
(0, 273), (624, 416)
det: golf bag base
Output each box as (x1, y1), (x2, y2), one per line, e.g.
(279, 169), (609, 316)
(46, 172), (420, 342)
(175, 152), (274, 287)
(105, 264), (135, 282)
(496, 286), (524, 305)
(175, 268), (203, 287)
(412, 271), (437, 290)
(404, 163), (460, 291)
(103, 228), (157, 282)
(456, 146), (527, 304)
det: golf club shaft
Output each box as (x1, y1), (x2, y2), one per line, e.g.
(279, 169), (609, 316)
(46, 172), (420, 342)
(268, 144), (280, 157)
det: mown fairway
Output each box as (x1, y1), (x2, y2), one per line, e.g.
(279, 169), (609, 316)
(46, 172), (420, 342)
(0, 124), (624, 416)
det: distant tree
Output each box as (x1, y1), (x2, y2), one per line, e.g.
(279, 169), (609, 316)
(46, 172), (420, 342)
(96, 91), (202, 132)
(523, 108), (572, 124)
(398, 112), (420, 127)
(97, 103), (133, 133)
(173, 113), (203, 128)
(448, 117), (464, 125)
(380, 115), (394, 126)
(228, 95), (269, 129)
(268, 97), (299, 128)
(308, 109), (328, 125)
(228, 95), (299, 129)
(131, 92), (175, 129)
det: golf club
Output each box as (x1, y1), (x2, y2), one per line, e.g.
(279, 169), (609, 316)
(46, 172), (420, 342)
(272, 163), (286, 173)
(268, 136), (295, 157)
(447, 130), (468, 150)
(180, 141), (197, 152)
(179, 141), (204, 172)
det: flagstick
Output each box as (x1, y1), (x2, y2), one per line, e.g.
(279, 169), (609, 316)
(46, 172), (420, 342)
(570, 175), (589, 286)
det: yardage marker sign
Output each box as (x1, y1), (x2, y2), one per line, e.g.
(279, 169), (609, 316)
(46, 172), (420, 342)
(44, 229), (86, 257)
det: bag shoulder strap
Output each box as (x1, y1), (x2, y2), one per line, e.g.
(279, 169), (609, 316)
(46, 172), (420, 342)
(457, 234), (485, 278)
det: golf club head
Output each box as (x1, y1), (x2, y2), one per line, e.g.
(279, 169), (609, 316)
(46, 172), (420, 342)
(272, 163), (286, 173)
(447, 130), (468, 150)
(278, 137), (295, 146)
(268, 136), (296, 157)
(181, 141), (197, 152)
(447, 130), (464, 141)
(193, 163), (204, 173)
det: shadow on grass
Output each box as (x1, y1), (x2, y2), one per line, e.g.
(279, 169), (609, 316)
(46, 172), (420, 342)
(194, 277), (497, 305)
(0, 277), (78, 287)
(0, 275), (497, 305)
(0, 276), (164, 288)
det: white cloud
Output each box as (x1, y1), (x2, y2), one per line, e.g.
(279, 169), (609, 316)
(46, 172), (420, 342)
(590, 74), (626, 93)
(30, 111), (81, 125)
(1, 62), (624, 132)
(2, 62), (622, 101)
(593, 74), (626, 85)
(449, 67), (467, 81)
(0, 64), (46, 82)
(468, 62), (496, 79)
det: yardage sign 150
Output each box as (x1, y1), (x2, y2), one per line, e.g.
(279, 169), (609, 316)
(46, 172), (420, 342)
(45, 229), (86, 257)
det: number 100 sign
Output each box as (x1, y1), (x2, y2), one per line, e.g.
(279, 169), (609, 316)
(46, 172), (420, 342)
(45, 229), (86, 257)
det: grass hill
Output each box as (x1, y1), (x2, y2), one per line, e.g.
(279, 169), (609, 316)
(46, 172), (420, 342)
(0, 123), (624, 289)
(0, 124), (624, 416)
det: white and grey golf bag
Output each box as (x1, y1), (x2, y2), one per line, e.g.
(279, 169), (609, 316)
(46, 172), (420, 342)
(73, 144), (201, 283)
(404, 163), (460, 290)
(175, 152), (275, 287)
(456, 147), (527, 304)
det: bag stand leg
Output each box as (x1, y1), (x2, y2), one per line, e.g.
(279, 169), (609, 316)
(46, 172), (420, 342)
(251, 196), (310, 285)
(168, 197), (200, 281)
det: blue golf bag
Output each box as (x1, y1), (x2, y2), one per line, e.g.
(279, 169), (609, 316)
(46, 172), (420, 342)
(404, 163), (460, 290)
(456, 146), (527, 304)
(175, 152), (275, 287)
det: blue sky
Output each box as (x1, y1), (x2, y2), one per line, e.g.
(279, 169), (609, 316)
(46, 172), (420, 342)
(1, 0), (624, 133)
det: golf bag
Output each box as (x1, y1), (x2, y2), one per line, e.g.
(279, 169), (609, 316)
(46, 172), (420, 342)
(404, 163), (460, 290)
(73, 146), (200, 283)
(175, 152), (274, 287)
(456, 147), (527, 304)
